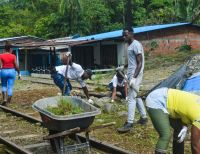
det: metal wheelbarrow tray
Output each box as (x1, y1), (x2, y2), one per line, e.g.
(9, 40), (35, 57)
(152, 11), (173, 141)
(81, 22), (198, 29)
(32, 96), (101, 131)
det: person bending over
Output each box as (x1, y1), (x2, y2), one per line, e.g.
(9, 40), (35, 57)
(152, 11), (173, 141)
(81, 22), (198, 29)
(146, 87), (200, 154)
(51, 52), (94, 104)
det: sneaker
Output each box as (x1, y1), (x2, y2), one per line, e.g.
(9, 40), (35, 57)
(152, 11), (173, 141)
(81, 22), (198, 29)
(137, 117), (148, 125)
(117, 122), (133, 133)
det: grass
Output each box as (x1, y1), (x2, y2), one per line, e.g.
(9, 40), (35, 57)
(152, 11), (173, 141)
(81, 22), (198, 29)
(89, 51), (200, 153)
(145, 50), (200, 70)
(46, 97), (83, 115)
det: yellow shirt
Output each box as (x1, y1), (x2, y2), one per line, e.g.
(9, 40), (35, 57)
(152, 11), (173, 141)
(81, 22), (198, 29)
(167, 89), (200, 129)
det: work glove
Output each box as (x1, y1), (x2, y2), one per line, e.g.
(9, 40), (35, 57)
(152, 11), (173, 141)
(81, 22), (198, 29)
(125, 97), (128, 101)
(18, 74), (21, 80)
(129, 78), (136, 89)
(177, 126), (187, 143)
(111, 99), (114, 103)
(88, 98), (94, 104)
(66, 52), (72, 57)
(116, 65), (124, 71)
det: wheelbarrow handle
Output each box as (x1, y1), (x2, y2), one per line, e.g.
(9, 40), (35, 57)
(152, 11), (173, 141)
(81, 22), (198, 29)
(43, 127), (80, 140)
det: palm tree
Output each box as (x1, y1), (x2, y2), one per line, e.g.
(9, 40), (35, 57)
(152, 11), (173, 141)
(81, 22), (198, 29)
(59, 0), (82, 34)
(175, 0), (200, 23)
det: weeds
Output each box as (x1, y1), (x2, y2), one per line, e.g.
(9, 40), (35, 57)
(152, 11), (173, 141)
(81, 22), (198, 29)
(46, 97), (83, 115)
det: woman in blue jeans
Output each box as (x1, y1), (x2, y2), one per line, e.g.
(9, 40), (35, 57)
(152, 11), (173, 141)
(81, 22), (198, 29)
(0, 42), (20, 105)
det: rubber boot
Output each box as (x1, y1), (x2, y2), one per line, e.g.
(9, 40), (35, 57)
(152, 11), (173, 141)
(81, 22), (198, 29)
(2, 92), (7, 105)
(7, 96), (12, 104)
(173, 139), (184, 154)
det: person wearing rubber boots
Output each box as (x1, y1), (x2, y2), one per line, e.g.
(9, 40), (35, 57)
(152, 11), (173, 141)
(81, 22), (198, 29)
(146, 87), (200, 154)
(51, 52), (94, 104)
(117, 27), (147, 133)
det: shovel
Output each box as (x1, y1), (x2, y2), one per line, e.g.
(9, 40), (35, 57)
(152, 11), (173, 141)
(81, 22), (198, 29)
(116, 66), (139, 93)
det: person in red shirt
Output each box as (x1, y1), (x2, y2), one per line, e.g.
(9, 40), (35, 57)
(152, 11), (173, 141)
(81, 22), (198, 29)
(0, 42), (20, 105)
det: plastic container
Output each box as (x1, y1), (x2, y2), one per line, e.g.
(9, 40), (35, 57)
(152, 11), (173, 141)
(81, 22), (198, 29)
(32, 96), (101, 131)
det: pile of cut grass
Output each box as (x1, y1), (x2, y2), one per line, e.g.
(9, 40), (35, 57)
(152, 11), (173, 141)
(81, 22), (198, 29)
(46, 97), (83, 115)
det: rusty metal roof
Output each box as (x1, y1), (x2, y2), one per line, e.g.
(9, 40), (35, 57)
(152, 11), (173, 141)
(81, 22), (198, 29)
(13, 39), (98, 49)
(0, 36), (45, 49)
(0, 35), (98, 50)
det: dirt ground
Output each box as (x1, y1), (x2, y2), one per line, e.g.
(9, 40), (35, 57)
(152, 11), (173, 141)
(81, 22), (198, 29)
(3, 51), (198, 154)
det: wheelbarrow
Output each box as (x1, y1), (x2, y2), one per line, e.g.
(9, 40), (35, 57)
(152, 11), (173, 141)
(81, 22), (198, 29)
(32, 96), (101, 154)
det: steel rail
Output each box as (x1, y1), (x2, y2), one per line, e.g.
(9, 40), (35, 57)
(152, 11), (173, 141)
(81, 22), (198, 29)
(73, 134), (135, 154)
(0, 105), (43, 124)
(0, 105), (135, 154)
(0, 135), (32, 154)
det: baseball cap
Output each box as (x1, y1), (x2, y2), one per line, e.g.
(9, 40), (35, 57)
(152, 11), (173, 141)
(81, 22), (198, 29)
(85, 69), (93, 79)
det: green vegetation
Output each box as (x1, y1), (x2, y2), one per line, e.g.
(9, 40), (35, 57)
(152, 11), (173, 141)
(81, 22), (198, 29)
(1, 0), (200, 39)
(176, 44), (192, 52)
(94, 86), (108, 92)
(46, 97), (83, 115)
(93, 72), (114, 92)
(145, 50), (200, 70)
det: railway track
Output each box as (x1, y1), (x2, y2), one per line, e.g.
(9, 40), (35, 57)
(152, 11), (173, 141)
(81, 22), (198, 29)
(0, 105), (135, 154)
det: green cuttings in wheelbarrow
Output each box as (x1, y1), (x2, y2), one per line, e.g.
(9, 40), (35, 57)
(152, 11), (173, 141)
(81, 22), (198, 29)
(46, 97), (83, 115)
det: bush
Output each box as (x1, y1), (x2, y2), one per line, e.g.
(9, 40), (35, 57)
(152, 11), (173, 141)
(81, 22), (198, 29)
(176, 44), (192, 52)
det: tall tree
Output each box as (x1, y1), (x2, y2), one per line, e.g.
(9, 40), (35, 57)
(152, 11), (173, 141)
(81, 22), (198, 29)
(124, 0), (133, 28)
(81, 0), (111, 34)
(59, 0), (82, 35)
(175, 0), (200, 23)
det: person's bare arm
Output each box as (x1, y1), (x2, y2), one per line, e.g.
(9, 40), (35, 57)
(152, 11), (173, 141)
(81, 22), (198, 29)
(124, 82), (128, 97)
(14, 58), (20, 75)
(191, 125), (200, 154)
(0, 60), (2, 69)
(82, 86), (90, 99)
(133, 54), (142, 78)
(111, 87), (117, 101)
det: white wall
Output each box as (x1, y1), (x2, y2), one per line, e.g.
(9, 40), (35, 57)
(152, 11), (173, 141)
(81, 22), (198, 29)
(117, 43), (127, 66)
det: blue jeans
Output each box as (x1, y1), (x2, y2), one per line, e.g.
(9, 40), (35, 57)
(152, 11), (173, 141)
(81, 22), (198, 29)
(51, 73), (72, 95)
(1, 69), (16, 96)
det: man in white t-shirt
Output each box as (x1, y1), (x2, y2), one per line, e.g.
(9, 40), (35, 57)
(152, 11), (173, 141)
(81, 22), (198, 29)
(51, 53), (94, 104)
(117, 26), (147, 133)
(108, 71), (128, 102)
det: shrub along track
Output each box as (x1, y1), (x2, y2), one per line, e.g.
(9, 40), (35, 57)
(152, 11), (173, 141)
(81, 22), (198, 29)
(0, 98), (134, 154)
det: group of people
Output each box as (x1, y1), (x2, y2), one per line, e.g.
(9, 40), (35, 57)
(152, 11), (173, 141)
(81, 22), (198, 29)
(1, 27), (200, 154)
(51, 26), (200, 153)
(118, 27), (200, 154)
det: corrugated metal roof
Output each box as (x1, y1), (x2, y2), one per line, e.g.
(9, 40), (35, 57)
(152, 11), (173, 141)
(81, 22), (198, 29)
(75, 22), (190, 41)
(0, 35), (44, 42)
(13, 39), (97, 49)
